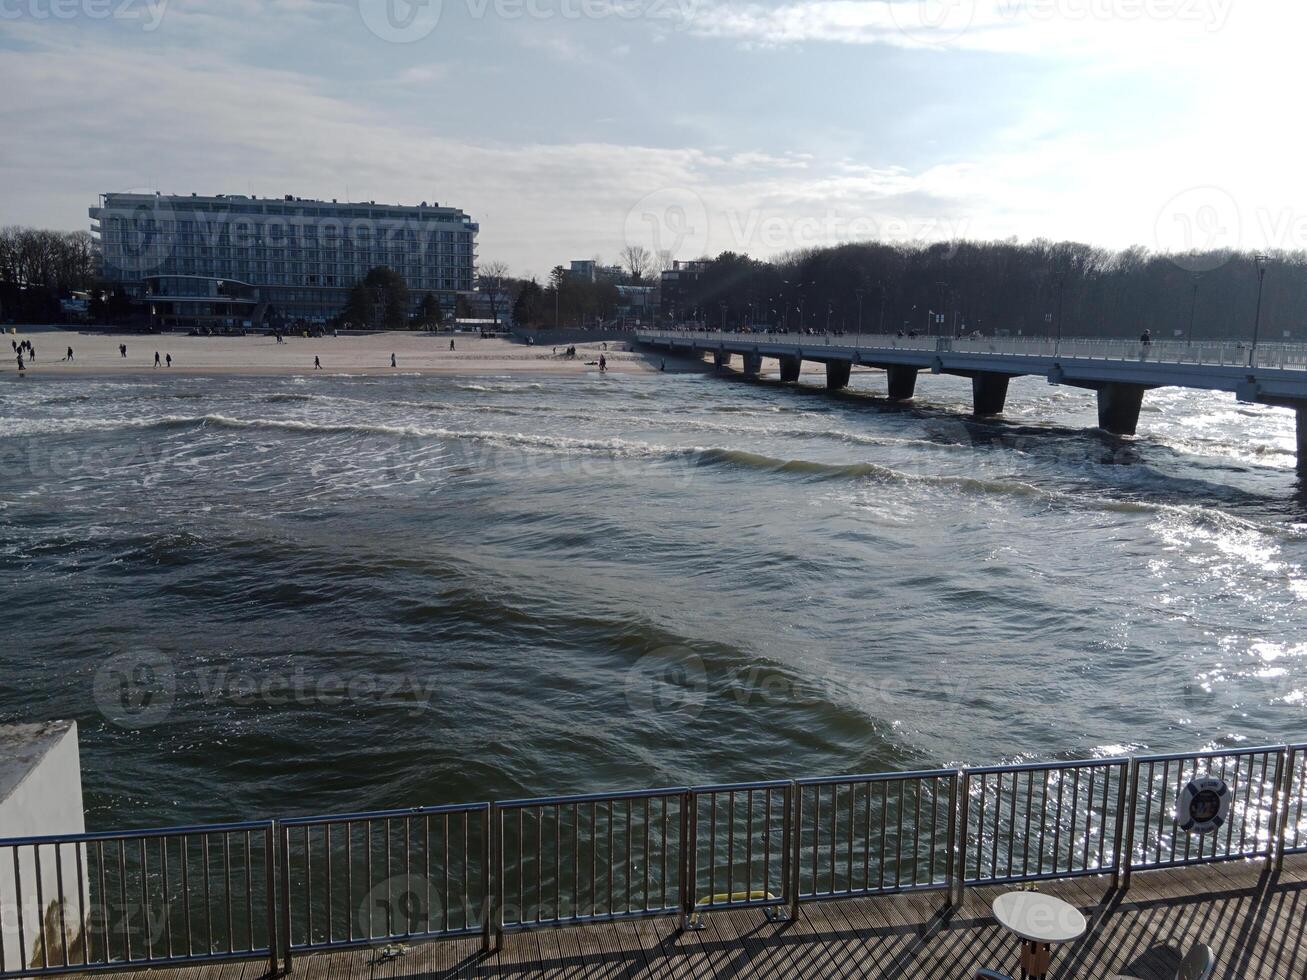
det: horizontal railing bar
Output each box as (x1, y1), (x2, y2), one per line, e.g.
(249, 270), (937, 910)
(278, 802), (488, 825)
(0, 949), (272, 979)
(795, 768), (958, 786)
(1133, 746), (1284, 764)
(962, 757), (1128, 776)
(0, 819), (274, 847)
(690, 779), (793, 794)
(499, 905), (680, 932)
(495, 786), (690, 809)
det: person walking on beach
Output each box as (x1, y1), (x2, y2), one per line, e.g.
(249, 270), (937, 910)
(64, 346), (73, 362)
(449, 339), (455, 351)
(16, 351), (25, 372)
(165, 353), (172, 367)
(599, 354), (607, 373)
(390, 353), (396, 368)
(154, 351), (161, 368)
(314, 355), (322, 370)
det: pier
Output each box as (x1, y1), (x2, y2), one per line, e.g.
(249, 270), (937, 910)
(635, 330), (1307, 465)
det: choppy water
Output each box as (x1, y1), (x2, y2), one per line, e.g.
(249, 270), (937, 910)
(2, 367), (1305, 830)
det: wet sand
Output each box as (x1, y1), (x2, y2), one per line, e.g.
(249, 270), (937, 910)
(4, 330), (670, 377)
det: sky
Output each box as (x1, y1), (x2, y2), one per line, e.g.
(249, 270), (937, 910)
(1, 0), (1305, 278)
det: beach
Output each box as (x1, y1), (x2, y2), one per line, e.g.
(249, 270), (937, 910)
(4, 329), (671, 377)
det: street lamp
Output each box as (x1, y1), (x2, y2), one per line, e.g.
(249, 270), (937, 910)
(1052, 269), (1066, 355)
(855, 288), (865, 334)
(1250, 254), (1268, 367)
(1186, 273), (1200, 346)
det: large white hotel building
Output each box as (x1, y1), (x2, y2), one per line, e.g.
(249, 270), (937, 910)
(90, 192), (478, 327)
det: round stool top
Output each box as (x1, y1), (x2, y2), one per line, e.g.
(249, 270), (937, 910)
(991, 891), (1087, 944)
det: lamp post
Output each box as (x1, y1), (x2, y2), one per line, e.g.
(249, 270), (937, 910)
(1052, 269), (1066, 355)
(825, 301), (833, 334)
(1250, 254), (1268, 367)
(1186, 274), (1200, 346)
(877, 281), (886, 334)
(855, 288), (865, 334)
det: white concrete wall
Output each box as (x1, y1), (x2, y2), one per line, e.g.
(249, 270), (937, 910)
(0, 721), (87, 972)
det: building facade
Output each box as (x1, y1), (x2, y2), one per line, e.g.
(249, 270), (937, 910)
(90, 192), (477, 327)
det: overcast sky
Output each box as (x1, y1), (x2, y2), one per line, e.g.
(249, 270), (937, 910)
(1, 0), (1303, 277)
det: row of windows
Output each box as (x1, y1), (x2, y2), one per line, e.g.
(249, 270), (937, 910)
(102, 220), (474, 244)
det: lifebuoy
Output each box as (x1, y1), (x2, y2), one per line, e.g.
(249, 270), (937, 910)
(1175, 775), (1231, 834)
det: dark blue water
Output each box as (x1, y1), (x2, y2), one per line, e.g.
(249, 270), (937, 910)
(2, 369), (1304, 829)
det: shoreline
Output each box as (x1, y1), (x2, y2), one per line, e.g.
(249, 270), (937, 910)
(3, 329), (708, 379)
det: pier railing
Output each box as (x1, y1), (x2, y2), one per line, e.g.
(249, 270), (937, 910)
(3, 742), (1306, 977)
(638, 329), (1307, 371)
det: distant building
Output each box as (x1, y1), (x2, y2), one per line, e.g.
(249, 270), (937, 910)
(568, 259), (624, 284)
(659, 259), (710, 321)
(90, 192), (478, 328)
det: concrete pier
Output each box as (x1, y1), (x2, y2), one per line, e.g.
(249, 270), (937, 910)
(1298, 408), (1307, 468)
(779, 355), (802, 383)
(1096, 383), (1147, 435)
(713, 350), (730, 371)
(826, 360), (851, 390)
(742, 352), (763, 377)
(886, 365), (919, 401)
(971, 373), (1011, 416)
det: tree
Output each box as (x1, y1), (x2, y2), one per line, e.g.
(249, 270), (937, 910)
(478, 260), (511, 325)
(419, 292), (440, 326)
(512, 278), (546, 327)
(341, 281), (374, 327)
(621, 245), (652, 283)
(360, 266), (410, 328)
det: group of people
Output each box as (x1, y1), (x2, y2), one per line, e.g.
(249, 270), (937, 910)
(12, 338), (35, 371)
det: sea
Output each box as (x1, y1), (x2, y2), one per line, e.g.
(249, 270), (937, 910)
(2, 366), (1304, 829)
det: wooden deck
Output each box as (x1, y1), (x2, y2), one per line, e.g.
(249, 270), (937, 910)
(129, 856), (1307, 980)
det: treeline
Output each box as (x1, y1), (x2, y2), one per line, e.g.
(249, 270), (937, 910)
(510, 265), (623, 327)
(658, 240), (1304, 341)
(0, 227), (97, 323)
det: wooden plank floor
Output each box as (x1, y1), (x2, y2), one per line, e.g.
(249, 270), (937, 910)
(115, 855), (1307, 980)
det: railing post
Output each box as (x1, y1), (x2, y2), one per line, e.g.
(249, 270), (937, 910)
(954, 771), (970, 907)
(943, 772), (959, 906)
(279, 822), (293, 975)
(265, 821), (279, 978)
(789, 783), (802, 923)
(1276, 747), (1297, 874)
(1265, 749), (1287, 873)
(1111, 761), (1129, 890)
(680, 791), (695, 931)
(483, 803), (498, 952)
(780, 781), (795, 920)
(1121, 758), (1140, 890)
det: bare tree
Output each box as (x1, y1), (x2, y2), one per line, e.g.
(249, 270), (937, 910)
(656, 249), (674, 273)
(478, 259), (511, 325)
(621, 245), (652, 283)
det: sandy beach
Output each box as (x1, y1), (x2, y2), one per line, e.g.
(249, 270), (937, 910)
(3, 329), (683, 378)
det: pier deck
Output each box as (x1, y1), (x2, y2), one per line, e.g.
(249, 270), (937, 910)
(126, 855), (1306, 980)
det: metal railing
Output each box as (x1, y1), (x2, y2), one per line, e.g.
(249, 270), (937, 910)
(4, 741), (1307, 977)
(0, 821), (275, 979)
(493, 787), (685, 932)
(277, 803), (487, 969)
(1123, 746), (1284, 880)
(793, 769), (956, 913)
(636, 329), (1307, 371)
(958, 759), (1128, 900)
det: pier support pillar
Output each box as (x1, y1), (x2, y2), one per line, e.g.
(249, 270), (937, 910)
(826, 360), (851, 390)
(779, 355), (802, 383)
(742, 352), (763, 377)
(1298, 407), (1307, 471)
(1096, 383), (1147, 435)
(886, 365), (918, 401)
(971, 373), (1011, 416)
(713, 350), (730, 371)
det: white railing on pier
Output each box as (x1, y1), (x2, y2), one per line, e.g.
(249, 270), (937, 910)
(637, 329), (1307, 371)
